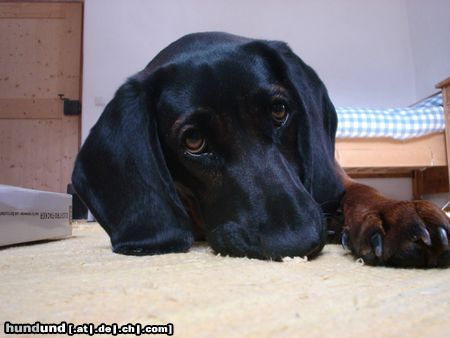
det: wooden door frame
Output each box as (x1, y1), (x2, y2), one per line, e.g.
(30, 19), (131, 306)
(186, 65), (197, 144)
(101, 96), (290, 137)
(0, 1), (84, 149)
(0, 0), (84, 191)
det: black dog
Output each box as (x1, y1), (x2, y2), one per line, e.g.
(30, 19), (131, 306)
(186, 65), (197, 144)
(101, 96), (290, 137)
(72, 32), (450, 267)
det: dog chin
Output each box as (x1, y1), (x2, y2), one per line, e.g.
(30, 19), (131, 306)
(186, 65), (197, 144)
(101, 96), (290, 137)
(206, 220), (326, 261)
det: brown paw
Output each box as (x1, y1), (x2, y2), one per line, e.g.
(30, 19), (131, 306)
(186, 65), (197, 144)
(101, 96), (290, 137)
(342, 199), (450, 268)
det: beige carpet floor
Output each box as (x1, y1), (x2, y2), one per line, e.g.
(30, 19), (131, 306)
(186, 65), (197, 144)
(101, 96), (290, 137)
(1, 222), (450, 338)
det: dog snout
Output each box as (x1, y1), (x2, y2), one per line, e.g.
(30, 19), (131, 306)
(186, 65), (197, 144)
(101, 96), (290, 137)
(201, 149), (327, 260)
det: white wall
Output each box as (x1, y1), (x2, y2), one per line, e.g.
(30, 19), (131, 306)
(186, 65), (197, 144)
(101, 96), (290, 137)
(406, 0), (450, 99)
(82, 0), (422, 140)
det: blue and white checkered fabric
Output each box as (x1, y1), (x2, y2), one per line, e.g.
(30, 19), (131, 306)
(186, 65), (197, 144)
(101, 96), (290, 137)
(412, 92), (443, 108)
(336, 93), (444, 140)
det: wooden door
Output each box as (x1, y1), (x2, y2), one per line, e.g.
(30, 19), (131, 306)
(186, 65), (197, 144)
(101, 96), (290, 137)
(0, 2), (82, 193)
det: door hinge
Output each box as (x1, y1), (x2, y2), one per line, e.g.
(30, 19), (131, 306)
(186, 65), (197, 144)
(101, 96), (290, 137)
(58, 94), (81, 116)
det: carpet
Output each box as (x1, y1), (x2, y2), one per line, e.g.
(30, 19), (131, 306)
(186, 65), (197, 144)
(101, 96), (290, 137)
(1, 222), (450, 337)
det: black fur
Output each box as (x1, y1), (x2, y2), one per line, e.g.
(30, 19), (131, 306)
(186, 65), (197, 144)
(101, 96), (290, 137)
(72, 32), (344, 259)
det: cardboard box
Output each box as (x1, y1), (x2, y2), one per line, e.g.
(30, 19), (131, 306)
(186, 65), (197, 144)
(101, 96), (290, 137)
(0, 185), (72, 247)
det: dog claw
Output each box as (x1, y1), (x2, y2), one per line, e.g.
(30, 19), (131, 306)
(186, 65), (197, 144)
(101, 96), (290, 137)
(419, 228), (432, 246)
(370, 233), (383, 258)
(341, 231), (350, 251)
(438, 227), (449, 247)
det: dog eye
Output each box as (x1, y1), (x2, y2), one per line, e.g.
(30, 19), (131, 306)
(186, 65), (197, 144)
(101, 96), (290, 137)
(183, 128), (206, 154)
(271, 102), (288, 127)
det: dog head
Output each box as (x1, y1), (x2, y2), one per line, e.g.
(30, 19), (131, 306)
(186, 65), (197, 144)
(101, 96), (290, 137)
(72, 32), (343, 259)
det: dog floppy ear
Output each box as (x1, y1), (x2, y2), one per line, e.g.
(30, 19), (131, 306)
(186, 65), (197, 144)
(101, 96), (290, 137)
(72, 78), (193, 255)
(265, 41), (344, 208)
